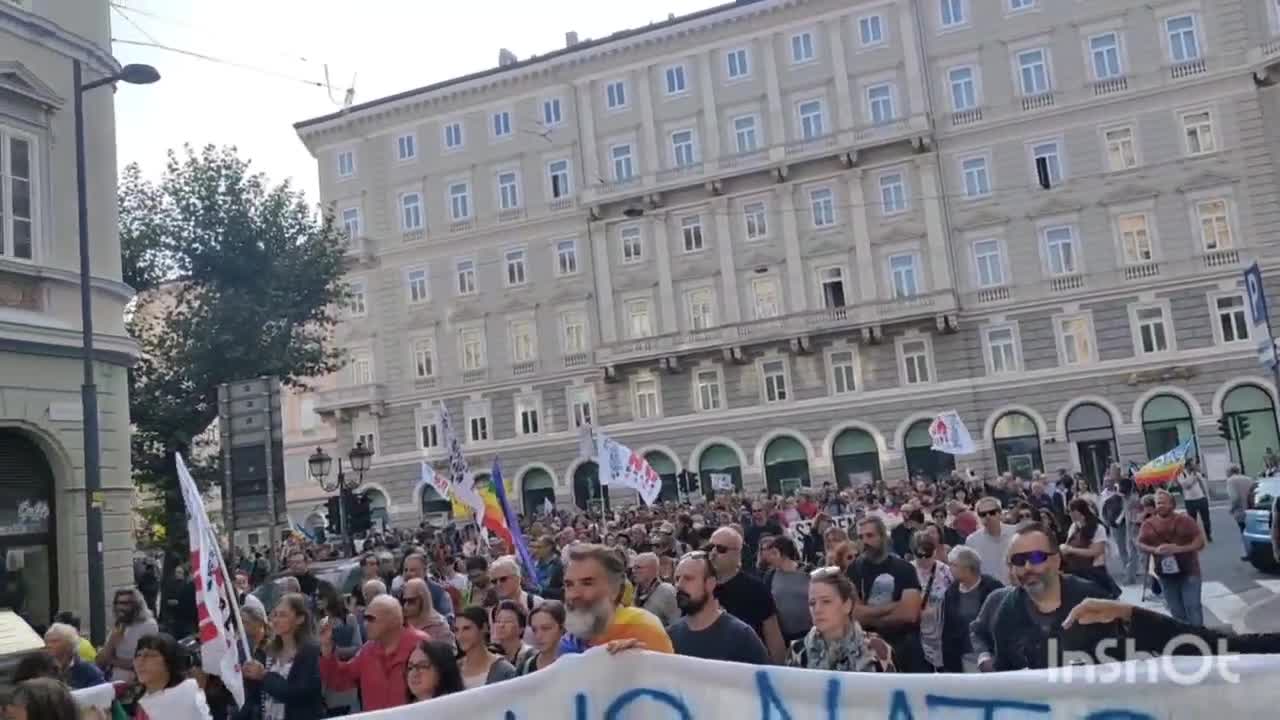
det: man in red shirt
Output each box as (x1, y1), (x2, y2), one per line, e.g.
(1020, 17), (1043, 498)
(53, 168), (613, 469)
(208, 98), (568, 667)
(320, 594), (426, 711)
(1138, 489), (1205, 627)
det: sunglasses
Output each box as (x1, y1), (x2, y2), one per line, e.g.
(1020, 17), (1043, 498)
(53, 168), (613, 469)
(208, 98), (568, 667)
(363, 614), (379, 623)
(708, 543), (736, 554)
(978, 509), (1002, 517)
(1009, 550), (1057, 568)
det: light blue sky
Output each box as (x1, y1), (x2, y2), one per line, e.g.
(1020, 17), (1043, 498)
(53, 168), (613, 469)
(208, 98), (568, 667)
(110, 0), (715, 202)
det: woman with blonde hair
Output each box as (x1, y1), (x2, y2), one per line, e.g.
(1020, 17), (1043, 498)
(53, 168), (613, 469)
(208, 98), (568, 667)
(786, 568), (891, 672)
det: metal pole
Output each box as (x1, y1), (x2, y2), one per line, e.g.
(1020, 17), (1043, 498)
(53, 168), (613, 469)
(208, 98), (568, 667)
(73, 59), (107, 647)
(338, 464), (352, 556)
(217, 384), (235, 548)
(262, 377), (278, 570)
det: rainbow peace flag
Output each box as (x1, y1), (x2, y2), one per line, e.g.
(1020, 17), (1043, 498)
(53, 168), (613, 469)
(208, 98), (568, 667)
(1134, 439), (1195, 488)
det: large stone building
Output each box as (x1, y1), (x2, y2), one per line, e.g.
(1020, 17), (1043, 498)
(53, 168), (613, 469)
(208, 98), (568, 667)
(0, 0), (136, 628)
(294, 0), (1280, 524)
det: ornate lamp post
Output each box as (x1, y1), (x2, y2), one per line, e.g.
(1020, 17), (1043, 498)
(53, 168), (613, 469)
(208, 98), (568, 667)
(307, 442), (373, 555)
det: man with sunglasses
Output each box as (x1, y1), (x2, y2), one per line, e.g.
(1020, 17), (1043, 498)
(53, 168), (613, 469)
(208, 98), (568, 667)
(708, 527), (788, 663)
(965, 497), (1017, 584)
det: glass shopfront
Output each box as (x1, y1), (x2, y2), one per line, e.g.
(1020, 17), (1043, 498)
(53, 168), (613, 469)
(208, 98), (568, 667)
(0, 429), (57, 629)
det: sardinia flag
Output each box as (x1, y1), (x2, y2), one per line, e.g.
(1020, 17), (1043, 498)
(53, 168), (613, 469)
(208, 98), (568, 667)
(1134, 440), (1195, 488)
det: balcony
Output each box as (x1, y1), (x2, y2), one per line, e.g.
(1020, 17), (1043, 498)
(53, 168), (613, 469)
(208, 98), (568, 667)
(1250, 39), (1280, 85)
(656, 162), (704, 183)
(1020, 92), (1055, 112)
(1170, 58), (1207, 80)
(462, 368), (488, 384)
(785, 133), (837, 157)
(548, 197), (576, 212)
(498, 208), (526, 224)
(512, 360), (538, 376)
(718, 148), (769, 171)
(1049, 274), (1085, 293)
(563, 351), (590, 369)
(449, 219), (475, 233)
(1202, 248), (1240, 268)
(1092, 76), (1128, 96)
(950, 108), (983, 127)
(1123, 262), (1161, 281)
(312, 383), (385, 417)
(975, 286), (1011, 304)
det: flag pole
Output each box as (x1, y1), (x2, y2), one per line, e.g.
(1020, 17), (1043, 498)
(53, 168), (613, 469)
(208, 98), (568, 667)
(205, 523), (254, 661)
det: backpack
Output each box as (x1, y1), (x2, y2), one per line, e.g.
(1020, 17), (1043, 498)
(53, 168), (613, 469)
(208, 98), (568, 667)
(1101, 493), (1124, 529)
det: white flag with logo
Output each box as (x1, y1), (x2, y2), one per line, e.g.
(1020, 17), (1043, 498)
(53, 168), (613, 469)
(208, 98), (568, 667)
(438, 404), (486, 520)
(421, 461), (451, 501)
(928, 410), (977, 455)
(710, 473), (734, 491)
(594, 430), (662, 506)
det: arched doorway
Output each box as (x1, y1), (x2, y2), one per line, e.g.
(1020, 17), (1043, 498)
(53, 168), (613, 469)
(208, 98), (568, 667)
(1141, 394), (1198, 461)
(363, 488), (390, 531)
(420, 484), (451, 519)
(520, 468), (556, 515)
(904, 419), (956, 482)
(764, 436), (810, 496)
(697, 444), (743, 496)
(643, 451), (679, 502)
(992, 412), (1043, 480)
(0, 429), (58, 629)
(1066, 402), (1117, 490)
(573, 462), (607, 512)
(831, 429), (881, 489)
(1223, 385), (1280, 475)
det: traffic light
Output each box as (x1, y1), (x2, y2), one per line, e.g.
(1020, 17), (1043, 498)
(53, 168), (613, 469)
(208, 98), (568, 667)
(1238, 415), (1252, 441)
(1218, 415), (1233, 441)
(677, 470), (698, 494)
(325, 496), (342, 534)
(349, 493), (372, 535)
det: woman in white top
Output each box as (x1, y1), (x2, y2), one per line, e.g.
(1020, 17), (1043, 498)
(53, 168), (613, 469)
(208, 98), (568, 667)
(1061, 498), (1120, 598)
(132, 633), (212, 720)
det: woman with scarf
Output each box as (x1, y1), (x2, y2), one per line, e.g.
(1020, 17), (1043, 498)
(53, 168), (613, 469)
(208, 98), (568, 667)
(786, 568), (892, 672)
(912, 529), (953, 672)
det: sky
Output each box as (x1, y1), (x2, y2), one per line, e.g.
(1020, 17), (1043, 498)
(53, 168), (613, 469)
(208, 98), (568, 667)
(110, 0), (718, 202)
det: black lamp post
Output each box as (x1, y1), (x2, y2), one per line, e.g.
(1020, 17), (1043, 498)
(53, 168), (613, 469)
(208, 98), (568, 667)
(74, 59), (159, 646)
(307, 442), (373, 555)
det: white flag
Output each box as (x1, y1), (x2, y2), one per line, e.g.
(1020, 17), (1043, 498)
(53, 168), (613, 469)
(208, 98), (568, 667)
(593, 430), (662, 506)
(421, 461), (450, 500)
(928, 411), (977, 455)
(709, 473), (733, 491)
(438, 405), (486, 520)
(175, 454), (246, 706)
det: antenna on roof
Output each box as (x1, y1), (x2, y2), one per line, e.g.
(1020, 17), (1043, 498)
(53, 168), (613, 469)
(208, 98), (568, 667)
(499, 48), (518, 67)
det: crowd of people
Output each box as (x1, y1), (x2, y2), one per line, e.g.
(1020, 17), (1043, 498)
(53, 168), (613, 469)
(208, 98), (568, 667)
(5, 462), (1280, 719)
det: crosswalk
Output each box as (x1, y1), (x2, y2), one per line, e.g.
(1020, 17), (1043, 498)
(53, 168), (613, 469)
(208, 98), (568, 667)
(1117, 579), (1280, 631)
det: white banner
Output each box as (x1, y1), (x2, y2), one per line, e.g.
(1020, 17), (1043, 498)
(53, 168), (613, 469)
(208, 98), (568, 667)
(594, 430), (662, 506)
(930, 410), (977, 455)
(333, 648), (1280, 719)
(438, 404), (485, 520)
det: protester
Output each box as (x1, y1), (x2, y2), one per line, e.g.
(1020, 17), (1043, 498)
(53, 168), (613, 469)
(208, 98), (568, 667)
(132, 633), (213, 720)
(533, 535), (566, 600)
(631, 552), (679, 628)
(455, 606), (517, 689)
(232, 602), (269, 720)
(491, 600), (536, 669)
(489, 556), (541, 619)
(787, 568), (891, 672)
(759, 535), (812, 644)
(1060, 497), (1119, 598)
(667, 551), (767, 664)
(965, 497), (1017, 585)
(562, 544), (674, 652)
(911, 529), (953, 672)
(319, 595), (425, 712)
(742, 507), (783, 573)
(95, 588), (158, 683)
(1064, 598), (1280, 654)
(401, 578), (453, 645)
(519, 601), (567, 675)
(1177, 458), (1212, 542)
(396, 553), (455, 620)
(848, 517), (924, 673)
(939, 546), (1002, 673)
(43, 623), (103, 690)
(285, 551), (320, 601)
(241, 593), (323, 720)
(5, 677), (79, 720)
(1227, 465), (1257, 561)
(707, 528), (786, 662)
(1138, 489), (1206, 626)
(405, 639), (465, 702)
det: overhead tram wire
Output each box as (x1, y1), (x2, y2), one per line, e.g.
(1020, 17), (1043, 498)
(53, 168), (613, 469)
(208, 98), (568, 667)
(110, 39), (328, 89)
(109, 0), (315, 66)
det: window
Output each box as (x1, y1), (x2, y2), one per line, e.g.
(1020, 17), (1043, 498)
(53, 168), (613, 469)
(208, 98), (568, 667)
(1009, 0), (1034, 9)
(962, 156), (990, 198)
(626, 299), (653, 338)
(972, 239), (1005, 287)
(986, 327), (1019, 374)
(1197, 199), (1233, 250)
(733, 115), (759, 153)
(505, 249), (527, 286)
(605, 81), (628, 112)
(516, 395), (541, 436)
(497, 172), (520, 210)
(348, 279), (367, 316)
(449, 182), (471, 221)
(406, 267), (429, 304)
(633, 377), (660, 419)
(467, 402), (490, 443)
(1057, 316), (1093, 365)
(569, 387), (594, 428)
(400, 193), (423, 230)
(1134, 305), (1171, 354)
(492, 111), (512, 138)
(799, 100), (825, 140)
(727, 48), (750, 79)
(1104, 127), (1137, 171)
(687, 288), (715, 330)
(1090, 33), (1122, 80)
(455, 259), (477, 295)
(810, 188), (835, 227)
(867, 84), (895, 124)
(548, 159), (572, 199)
(349, 350), (372, 385)
(818, 267), (846, 308)
(460, 328), (486, 371)
(791, 32), (815, 63)
(695, 369), (722, 411)
(665, 65), (687, 95)
(611, 144), (634, 181)
(1044, 226), (1077, 275)
(542, 98), (563, 126)
(444, 121), (464, 149)
(336, 150), (355, 178)
(510, 320), (537, 363)
(681, 216), (704, 253)
(412, 339), (436, 379)
(621, 226), (643, 263)
(672, 129), (696, 167)
(354, 429), (376, 455)
(396, 134), (416, 161)
(879, 172), (907, 214)
(900, 339), (931, 384)
(890, 254), (920, 298)
(948, 67), (976, 111)
(1166, 15), (1200, 63)
(1182, 111), (1215, 155)
(556, 239), (579, 275)
(1215, 294), (1250, 344)
(752, 276), (781, 318)
(859, 15), (884, 46)
(744, 201), (768, 240)
(419, 413), (440, 450)
(1118, 213), (1153, 263)
(1031, 141), (1063, 185)
(940, 0), (966, 27)
(830, 351), (857, 394)
(341, 208), (361, 239)
(562, 311), (587, 354)
(1017, 49), (1050, 95)
(762, 360), (789, 402)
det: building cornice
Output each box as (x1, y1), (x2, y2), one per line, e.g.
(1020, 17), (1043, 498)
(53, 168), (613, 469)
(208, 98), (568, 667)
(0, 5), (119, 77)
(0, 258), (136, 305)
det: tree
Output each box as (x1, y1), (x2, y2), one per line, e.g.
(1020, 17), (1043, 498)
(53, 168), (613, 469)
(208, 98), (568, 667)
(121, 145), (348, 566)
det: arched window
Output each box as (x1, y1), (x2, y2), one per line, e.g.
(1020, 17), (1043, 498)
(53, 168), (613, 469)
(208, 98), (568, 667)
(0, 430), (58, 628)
(519, 468), (556, 515)
(573, 462), (606, 512)
(1065, 402), (1117, 490)
(831, 429), (881, 489)
(1141, 394), (1197, 461)
(904, 419), (956, 482)
(992, 412), (1042, 480)
(643, 451), (679, 502)
(764, 436), (810, 495)
(420, 483), (451, 519)
(697, 444), (743, 496)
(1222, 385), (1280, 475)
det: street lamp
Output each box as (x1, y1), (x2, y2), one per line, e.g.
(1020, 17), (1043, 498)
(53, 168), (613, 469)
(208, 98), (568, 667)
(74, 59), (160, 647)
(307, 442), (373, 555)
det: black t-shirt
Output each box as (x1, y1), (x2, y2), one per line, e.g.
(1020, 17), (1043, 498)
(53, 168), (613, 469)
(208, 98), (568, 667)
(668, 611), (769, 665)
(847, 553), (922, 648)
(743, 521), (784, 570)
(714, 571), (777, 641)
